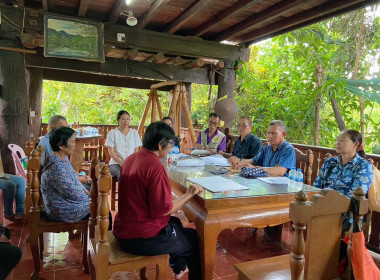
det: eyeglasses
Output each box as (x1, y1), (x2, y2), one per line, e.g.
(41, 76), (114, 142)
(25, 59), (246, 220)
(167, 140), (175, 146)
(236, 124), (250, 128)
(209, 121), (219, 126)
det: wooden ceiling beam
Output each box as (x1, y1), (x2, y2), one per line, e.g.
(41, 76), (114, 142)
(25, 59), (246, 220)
(104, 23), (250, 61)
(163, 0), (218, 34)
(108, 0), (125, 23)
(77, 0), (91, 17)
(213, 0), (313, 42)
(138, 0), (170, 29)
(43, 69), (174, 90)
(240, 0), (367, 44)
(42, 0), (48, 12)
(193, 0), (262, 37)
(25, 54), (213, 85)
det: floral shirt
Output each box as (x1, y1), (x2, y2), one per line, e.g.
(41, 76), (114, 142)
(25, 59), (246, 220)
(41, 154), (90, 223)
(313, 153), (373, 198)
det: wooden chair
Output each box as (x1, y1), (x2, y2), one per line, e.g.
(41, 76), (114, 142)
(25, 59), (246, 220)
(27, 147), (89, 280)
(295, 148), (314, 185)
(100, 136), (118, 211)
(87, 159), (168, 280)
(235, 187), (372, 280)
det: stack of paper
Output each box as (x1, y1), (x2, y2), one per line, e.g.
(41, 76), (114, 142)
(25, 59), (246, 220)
(187, 176), (249, 193)
(176, 159), (205, 167)
(257, 177), (289, 185)
(200, 154), (231, 167)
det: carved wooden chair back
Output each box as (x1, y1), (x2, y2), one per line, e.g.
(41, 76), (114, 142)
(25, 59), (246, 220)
(295, 148), (314, 185)
(87, 159), (168, 280)
(26, 147), (89, 280)
(235, 187), (369, 280)
(100, 136), (118, 211)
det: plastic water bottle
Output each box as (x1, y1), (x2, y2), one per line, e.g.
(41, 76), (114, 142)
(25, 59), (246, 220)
(295, 169), (304, 189)
(172, 145), (180, 161)
(288, 167), (296, 188)
(167, 149), (173, 167)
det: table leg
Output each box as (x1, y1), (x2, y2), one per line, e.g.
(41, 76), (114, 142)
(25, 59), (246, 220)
(197, 221), (220, 280)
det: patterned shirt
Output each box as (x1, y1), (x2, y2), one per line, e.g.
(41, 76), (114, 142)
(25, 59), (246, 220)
(232, 133), (262, 159)
(253, 140), (296, 176)
(313, 154), (374, 198)
(41, 154), (90, 223)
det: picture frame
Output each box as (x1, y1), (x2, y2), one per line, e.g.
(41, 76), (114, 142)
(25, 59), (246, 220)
(44, 14), (105, 62)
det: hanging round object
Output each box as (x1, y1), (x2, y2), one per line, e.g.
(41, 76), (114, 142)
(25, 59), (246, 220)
(214, 98), (239, 122)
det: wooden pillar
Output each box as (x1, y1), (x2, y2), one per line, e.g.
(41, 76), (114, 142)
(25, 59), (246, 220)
(0, 7), (30, 174)
(181, 82), (192, 128)
(217, 59), (235, 129)
(26, 67), (43, 138)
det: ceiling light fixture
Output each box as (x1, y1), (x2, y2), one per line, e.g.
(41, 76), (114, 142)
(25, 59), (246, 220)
(126, 10), (137, 26)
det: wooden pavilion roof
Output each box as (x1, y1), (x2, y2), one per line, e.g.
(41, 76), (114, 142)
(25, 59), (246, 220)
(1, 0), (379, 87)
(17, 0), (380, 45)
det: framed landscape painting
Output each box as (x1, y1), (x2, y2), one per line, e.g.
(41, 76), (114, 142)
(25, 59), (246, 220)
(44, 14), (105, 62)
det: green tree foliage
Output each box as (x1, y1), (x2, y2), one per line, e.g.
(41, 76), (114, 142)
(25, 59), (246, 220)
(235, 7), (380, 152)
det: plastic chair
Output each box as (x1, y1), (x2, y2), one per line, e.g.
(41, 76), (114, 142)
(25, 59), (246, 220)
(8, 144), (27, 179)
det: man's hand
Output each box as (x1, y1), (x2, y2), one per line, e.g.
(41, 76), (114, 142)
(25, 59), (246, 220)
(236, 161), (255, 169)
(207, 149), (217, 155)
(186, 184), (203, 197)
(195, 144), (204, 150)
(78, 175), (91, 184)
(228, 156), (240, 166)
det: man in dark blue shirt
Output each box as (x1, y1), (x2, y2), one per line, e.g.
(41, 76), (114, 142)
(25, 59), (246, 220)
(237, 120), (295, 177)
(220, 116), (262, 164)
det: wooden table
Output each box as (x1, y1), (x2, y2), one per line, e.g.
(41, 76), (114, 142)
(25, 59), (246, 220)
(167, 164), (320, 280)
(70, 134), (101, 172)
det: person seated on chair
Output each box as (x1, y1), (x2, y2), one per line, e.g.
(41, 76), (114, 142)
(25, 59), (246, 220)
(39, 115), (91, 187)
(235, 120), (296, 177)
(219, 116), (262, 165)
(105, 110), (142, 182)
(195, 112), (226, 155)
(113, 122), (203, 280)
(314, 129), (374, 233)
(235, 120), (295, 244)
(314, 129), (373, 197)
(40, 127), (91, 223)
(0, 225), (22, 279)
(162, 116), (180, 149)
(0, 174), (26, 222)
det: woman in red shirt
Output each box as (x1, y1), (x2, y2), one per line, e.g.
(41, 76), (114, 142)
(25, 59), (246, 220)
(113, 121), (202, 280)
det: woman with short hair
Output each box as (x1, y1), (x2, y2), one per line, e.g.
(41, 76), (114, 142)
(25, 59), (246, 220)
(41, 127), (90, 223)
(113, 121), (203, 280)
(314, 129), (374, 198)
(105, 110), (142, 181)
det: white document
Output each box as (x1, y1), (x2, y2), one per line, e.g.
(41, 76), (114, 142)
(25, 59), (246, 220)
(176, 159), (205, 167)
(257, 177), (289, 185)
(187, 176), (249, 193)
(200, 154), (231, 167)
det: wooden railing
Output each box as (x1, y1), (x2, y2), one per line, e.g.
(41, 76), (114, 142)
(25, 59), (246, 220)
(41, 123), (380, 183)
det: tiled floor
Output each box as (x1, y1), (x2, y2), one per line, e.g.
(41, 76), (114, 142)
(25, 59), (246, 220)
(4, 217), (293, 280)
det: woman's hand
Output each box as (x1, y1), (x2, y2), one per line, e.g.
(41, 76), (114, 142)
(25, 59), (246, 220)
(186, 184), (203, 197)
